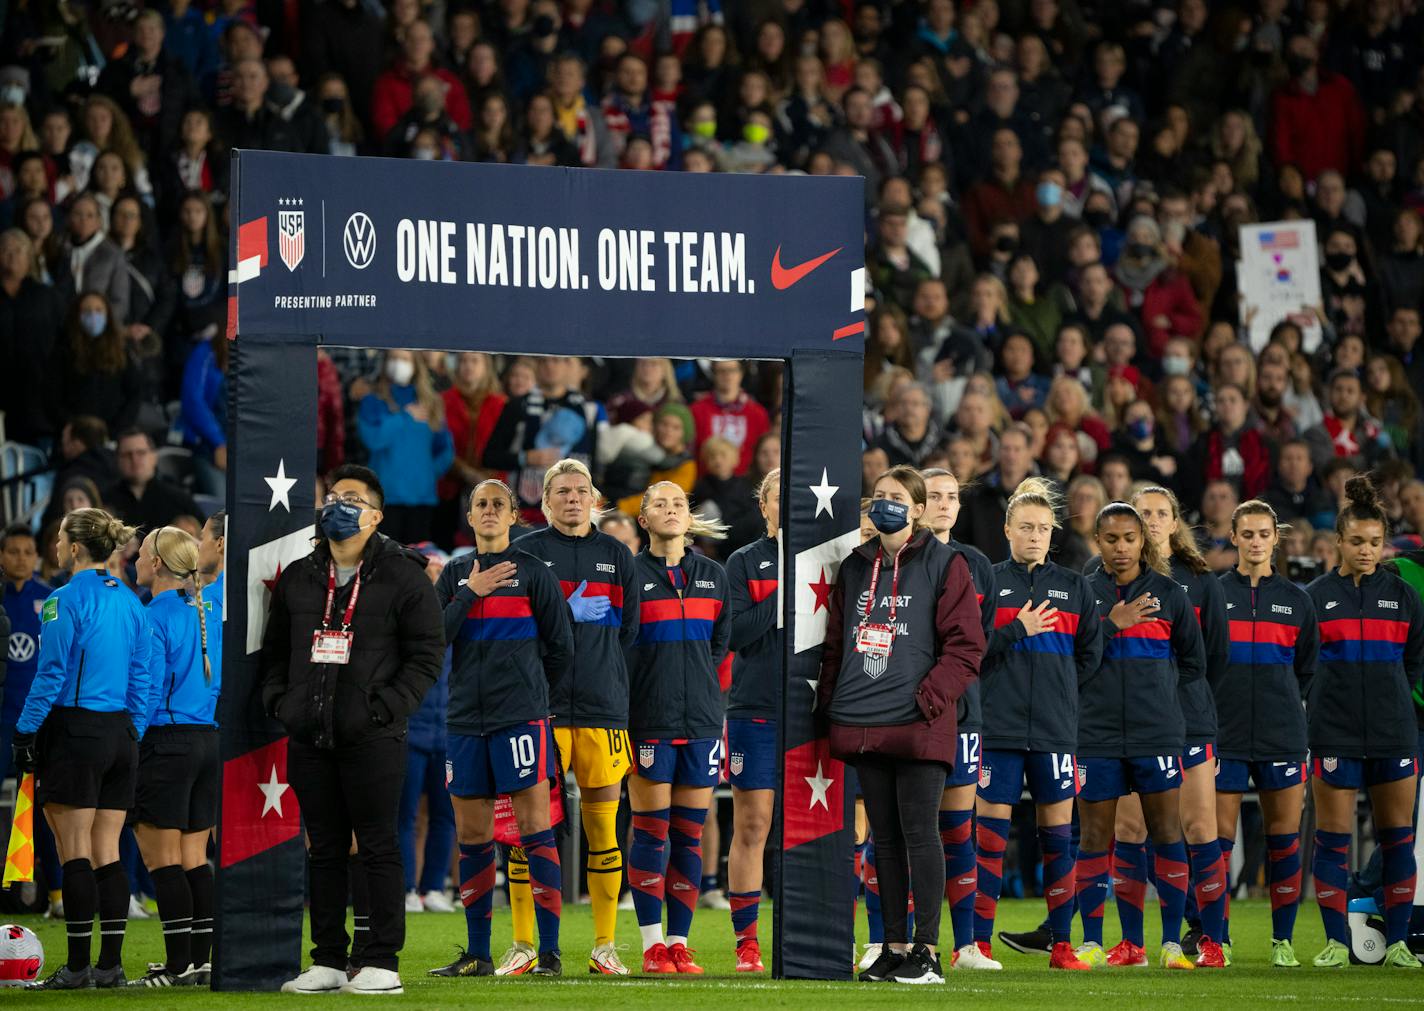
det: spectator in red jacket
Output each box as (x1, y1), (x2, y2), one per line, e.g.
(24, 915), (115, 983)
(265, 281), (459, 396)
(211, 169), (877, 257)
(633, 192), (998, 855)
(962, 127), (1036, 259)
(1191, 383), (1271, 501)
(1270, 33), (1365, 182)
(689, 359), (770, 476)
(1113, 215), (1202, 358)
(315, 349), (345, 474)
(370, 19), (472, 141)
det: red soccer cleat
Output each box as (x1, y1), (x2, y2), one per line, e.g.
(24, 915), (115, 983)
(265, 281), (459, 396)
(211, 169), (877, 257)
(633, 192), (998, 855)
(1195, 938), (1226, 968)
(1049, 942), (1092, 971)
(1105, 940), (1148, 967)
(642, 943), (677, 974)
(735, 940), (764, 973)
(668, 943), (704, 975)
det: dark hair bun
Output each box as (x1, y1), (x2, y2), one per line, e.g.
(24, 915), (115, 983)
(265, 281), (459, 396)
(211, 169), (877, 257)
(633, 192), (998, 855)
(1344, 474), (1381, 510)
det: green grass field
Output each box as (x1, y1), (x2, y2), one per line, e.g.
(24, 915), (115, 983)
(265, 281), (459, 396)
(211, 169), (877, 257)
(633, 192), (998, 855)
(2, 898), (1420, 1007)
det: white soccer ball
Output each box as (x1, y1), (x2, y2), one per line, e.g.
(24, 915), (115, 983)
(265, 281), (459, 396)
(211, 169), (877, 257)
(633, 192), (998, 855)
(0, 923), (43, 986)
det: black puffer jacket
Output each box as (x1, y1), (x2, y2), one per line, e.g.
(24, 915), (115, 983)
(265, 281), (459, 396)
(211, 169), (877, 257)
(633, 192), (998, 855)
(261, 534), (444, 750)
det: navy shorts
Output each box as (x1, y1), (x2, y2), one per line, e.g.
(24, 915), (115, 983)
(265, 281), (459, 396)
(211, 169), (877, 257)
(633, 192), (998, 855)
(1182, 742), (1215, 771)
(1078, 755), (1182, 802)
(1312, 755), (1418, 790)
(979, 748), (1078, 805)
(727, 718), (778, 791)
(944, 731), (982, 789)
(1216, 757), (1307, 792)
(446, 720), (554, 798)
(634, 737), (722, 787)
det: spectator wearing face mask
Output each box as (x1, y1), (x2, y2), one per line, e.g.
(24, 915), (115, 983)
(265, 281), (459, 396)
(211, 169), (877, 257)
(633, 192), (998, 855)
(371, 20), (472, 141)
(50, 292), (144, 436)
(387, 75), (471, 160)
(357, 351), (455, 545)
(1270, 33), (1365, 183)
(1113, 216), (1202, 358)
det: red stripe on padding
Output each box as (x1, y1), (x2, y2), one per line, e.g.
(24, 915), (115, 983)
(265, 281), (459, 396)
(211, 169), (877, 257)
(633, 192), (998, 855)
(833, 320), (865, 340)
(748, 578), (777, 602)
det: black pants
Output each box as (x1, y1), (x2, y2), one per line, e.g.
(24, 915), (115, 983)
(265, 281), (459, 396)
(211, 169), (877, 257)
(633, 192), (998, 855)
(289, 735), (406, 971)
(854, 753), (947, 947)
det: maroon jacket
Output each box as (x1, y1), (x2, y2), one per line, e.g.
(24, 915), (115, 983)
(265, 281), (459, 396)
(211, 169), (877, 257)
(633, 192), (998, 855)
(816, 531), (984, 765)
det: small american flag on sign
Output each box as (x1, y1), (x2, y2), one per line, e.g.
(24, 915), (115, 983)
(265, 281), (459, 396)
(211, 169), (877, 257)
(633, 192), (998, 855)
(1258, 230), (1299, 251)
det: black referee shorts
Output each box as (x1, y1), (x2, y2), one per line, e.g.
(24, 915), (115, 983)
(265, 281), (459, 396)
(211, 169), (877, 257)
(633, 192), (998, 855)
(36, 708), (138, 811)
(132, 724), (220, 832)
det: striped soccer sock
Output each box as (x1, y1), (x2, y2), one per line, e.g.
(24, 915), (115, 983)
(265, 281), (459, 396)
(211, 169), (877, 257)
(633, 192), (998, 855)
(1313, 830), (1350, 944)
(1264, 832), (1299, 942)
(1380, 826), (1418, 945)
(1039, 825), (1075, 945)
(522, 829), (563, 954)
(973, 816), (1009, 943)
(1112, 840), (1148, 948)
(630, 808), (670, 942)
(941, 809), (976, 949)
(1218, 835), (1236, 944)
(1154, 841), (1190, 947)
(186, 864), (214, 967)
(666, 806), (707, 941)
(150, 864), (193, 974)
(62, 858), (96, 972)
(458, 841), (496, 960)
(730, 891), (760, 948)
(1076, 850), (1110, 947)
(1188, 840), (1227, 944)
(93, 861), (129, 971)
(863, 838), (883, 944)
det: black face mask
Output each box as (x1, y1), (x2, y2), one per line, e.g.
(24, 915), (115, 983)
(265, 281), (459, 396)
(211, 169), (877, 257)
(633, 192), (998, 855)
(1083, 209), (1110, 230)
(321, 96), (344, 115)
(994, 235), (1017, 254)
(1127, 241), (1156, 259)
(1325, 251), (1354, 272)
(533, 14), (557, 36)
(1284, 53), (1315, 77)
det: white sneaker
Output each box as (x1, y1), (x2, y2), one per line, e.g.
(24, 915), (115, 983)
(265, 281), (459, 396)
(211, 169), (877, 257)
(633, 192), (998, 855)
(280, 964), (347, 993)
(698, 889), (732, 910)
(339, 967), (403, 994)
(421, 890), (456, 913)
(45, 899), (64, 919)
(404, 891), (424, 913)
(128, 895), (151, 919)
(952, 943), (1003, 970)
(858, 943), (883, 971)
(616, 892), (635, 911)
(494, 942), (537, 976)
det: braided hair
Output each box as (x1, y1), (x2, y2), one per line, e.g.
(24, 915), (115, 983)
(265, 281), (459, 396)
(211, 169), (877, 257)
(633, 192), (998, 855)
(149, 526), (212, 681)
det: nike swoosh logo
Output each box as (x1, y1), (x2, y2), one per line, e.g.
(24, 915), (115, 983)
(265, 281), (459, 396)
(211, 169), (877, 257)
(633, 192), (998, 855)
(770, 244), (842, 289)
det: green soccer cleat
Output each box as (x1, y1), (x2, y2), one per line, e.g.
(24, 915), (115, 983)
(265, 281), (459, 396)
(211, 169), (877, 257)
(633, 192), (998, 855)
(1312, 939), (1350, 968)
(1270, 939), (1299, 968)
(1383, 941), (1422, 968)
(1221, 942), (1232, 967)
(1074, 942), (1107, 968)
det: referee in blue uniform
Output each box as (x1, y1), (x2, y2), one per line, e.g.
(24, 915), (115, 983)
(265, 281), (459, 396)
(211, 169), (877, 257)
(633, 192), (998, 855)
(14, 507), (151, 990)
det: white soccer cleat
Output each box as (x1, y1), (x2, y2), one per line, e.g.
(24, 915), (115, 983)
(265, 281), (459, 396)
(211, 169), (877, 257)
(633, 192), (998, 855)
(952, 943), (1003, 970)
(588, 942), (631, 975)
(404, 891), (424, 913)
(494, 942), (538, 976)
(128, 895), (151, 919)
(698, 890), (732, 910)
(422, 890), (456, 913)
(340, 966), (403, 994)
(279, 964), (347, 993)
(858, 942), (884, 970)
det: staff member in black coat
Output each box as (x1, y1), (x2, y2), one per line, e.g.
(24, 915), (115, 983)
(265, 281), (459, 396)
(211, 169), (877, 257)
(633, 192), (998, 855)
(261, 464), (443, 996)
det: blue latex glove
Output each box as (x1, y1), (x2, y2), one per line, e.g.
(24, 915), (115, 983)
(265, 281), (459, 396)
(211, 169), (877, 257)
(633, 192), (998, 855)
(568, 580), (611, 623)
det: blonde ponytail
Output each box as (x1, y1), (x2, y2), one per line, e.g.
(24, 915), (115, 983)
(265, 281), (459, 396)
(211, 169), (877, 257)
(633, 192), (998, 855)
(1006, 476), (1062, 527)
(639, 480), (729, 543)
(153, 526), (212, 682)
(64, 507), (138, 562)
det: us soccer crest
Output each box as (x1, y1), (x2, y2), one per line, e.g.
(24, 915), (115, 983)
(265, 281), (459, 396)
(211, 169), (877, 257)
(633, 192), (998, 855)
(1323, 757), (1338, 773)
(278, 198), (304, 271)
(639, 744), (655, 769)
(730, 752), (745, 776)
(978, 765), (990, 789)
(862, 650), (887, 679)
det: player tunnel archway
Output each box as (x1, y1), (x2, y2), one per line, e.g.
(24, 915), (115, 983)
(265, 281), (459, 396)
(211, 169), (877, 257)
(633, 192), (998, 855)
(219, 151), (865, 988)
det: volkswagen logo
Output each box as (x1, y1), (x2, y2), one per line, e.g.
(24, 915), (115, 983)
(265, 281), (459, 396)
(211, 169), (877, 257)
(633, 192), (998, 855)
(8, 631), (35, 664)
(343, 212), (376, 269)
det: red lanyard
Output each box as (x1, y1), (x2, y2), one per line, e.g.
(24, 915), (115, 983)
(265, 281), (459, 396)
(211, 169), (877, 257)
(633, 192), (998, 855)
(863, 543), (906, 625)
(323, 562), (362, 632)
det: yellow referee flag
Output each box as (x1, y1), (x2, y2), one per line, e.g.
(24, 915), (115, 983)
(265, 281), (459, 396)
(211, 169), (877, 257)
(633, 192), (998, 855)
(3, 772), (35, 885)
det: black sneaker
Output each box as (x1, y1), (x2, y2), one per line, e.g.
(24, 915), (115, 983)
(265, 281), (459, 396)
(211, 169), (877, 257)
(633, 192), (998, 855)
(998, 924), (1054, 955)
(91, 964), (128, 988)
(1181, 928), (1203, 957)
(858, 947), (905, 982)
(888, 944), (944, 984)
(128, 963), (186, 987)
(531, 951), (562, 976)
(428, 948), (495, 977)
(27, 965), (93, 990)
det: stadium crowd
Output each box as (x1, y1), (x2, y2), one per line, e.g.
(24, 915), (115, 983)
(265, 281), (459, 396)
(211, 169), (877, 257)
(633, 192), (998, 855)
(2, 0), (1424, 993)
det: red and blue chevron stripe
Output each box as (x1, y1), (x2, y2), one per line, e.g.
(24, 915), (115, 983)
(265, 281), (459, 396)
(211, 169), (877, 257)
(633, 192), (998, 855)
(1104, 618), (1172, 659)
(994, 607), (1080, 656)
(638, 596), (723, 644)
(1318, 617), (1408, 663)
(748, 578), (777, 603)
(1228, 618), (1300, 665)
(558, 580), (625, 627)
(459, 594), (538, 642)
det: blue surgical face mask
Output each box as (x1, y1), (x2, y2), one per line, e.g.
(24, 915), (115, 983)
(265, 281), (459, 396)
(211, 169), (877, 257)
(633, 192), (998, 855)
(867, 498), (910, 534)
(80, 310), (107, 337)
(1161, 355), (1190, 376)
(320, 501), (365, 542)
(1128, 417), (1153, 442)
(1036, 181), (1063, 208)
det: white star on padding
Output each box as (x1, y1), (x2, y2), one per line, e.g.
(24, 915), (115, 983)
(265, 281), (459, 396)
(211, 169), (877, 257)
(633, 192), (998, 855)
(259, 765), (290, 817)
(805, 761), (833, 810)
(809, 468), (839, 518)
(265, 459), (297, 512)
